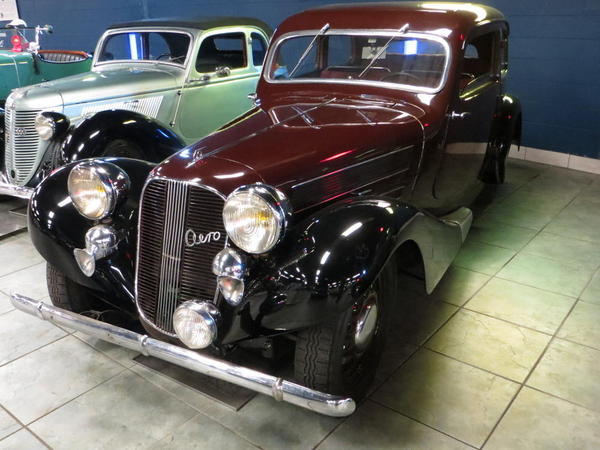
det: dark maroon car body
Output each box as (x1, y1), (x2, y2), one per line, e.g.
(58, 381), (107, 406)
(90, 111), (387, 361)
(21, 2), (521, 414)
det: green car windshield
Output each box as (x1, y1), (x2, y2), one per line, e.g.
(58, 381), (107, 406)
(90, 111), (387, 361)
(269, 32), (448, 91)
(97, 31), (191, 66)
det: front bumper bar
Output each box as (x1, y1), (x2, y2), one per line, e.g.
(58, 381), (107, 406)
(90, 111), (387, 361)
(10, 293), (356, 417)
(0, 173), (33, 199)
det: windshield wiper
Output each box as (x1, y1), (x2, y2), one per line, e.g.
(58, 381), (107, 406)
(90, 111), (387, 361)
(288, 23), (330, 78)
(358, 23), (409, 79)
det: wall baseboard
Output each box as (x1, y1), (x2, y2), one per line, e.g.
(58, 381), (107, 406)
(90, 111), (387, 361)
(508, 146), (600, 175)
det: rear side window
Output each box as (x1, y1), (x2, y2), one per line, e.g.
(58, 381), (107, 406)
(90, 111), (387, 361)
(196, 32), (246, 72)
(463, 32), (496, 79)
(251, 32), (267, 66)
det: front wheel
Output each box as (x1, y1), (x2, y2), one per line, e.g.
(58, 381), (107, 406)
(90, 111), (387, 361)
(101, 139), (143, 159)
(294, 263), (396, 399)
(47, 264), (97, 313)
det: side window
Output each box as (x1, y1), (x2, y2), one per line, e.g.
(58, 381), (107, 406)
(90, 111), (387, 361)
(463, 32), (496, 80)
(251, 32), (267, 66)
(196, 32), (246, 73)
(499, 29), (509, 73)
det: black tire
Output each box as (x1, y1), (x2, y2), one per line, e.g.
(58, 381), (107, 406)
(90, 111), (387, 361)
(481, 137), (509, 184)
(47, 263), (96, 313)
(294, 263), (397, 399)
(101, 139), (143, 159)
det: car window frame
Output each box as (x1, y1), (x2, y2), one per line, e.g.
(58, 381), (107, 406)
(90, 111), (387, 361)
(459, 25), (503, 96)
(93, 27), (195, 69)
(193, 27), (251, 76)
(264, 29), (452, 95)
(250, 31), (269, 67)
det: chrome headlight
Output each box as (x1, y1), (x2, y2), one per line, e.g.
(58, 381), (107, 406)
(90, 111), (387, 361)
(222, 184), (291, 254)
(68, 161), (129, 220)
(35, 113), (55, 140)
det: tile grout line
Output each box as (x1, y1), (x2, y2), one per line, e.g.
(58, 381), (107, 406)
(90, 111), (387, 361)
(0, 334), (69, 369)
(479, 290), (583, 449)
(476, 172), (599, 448)
(127, 364), (265, 450)
(0, 404), (53, 449)
(367, 398), (479, 449)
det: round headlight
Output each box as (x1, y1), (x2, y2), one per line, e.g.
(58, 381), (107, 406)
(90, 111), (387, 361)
(35, 113), (55, 141)
(223, 185), (291, 254)
(173, 301), (218, 349)
(67, 161), (128, 220)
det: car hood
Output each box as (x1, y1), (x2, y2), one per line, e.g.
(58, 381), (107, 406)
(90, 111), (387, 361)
(9, 63), (181, 109)
(156, 93), (426, 211)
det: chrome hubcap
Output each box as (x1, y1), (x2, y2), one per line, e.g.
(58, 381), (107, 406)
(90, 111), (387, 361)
(353, 293), (378, 352)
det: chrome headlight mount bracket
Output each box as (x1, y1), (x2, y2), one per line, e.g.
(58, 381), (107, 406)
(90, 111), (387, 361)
(212, 247), (248, 306)
(73, 225), (120, 277)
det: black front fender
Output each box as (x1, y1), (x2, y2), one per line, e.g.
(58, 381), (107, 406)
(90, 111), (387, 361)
(221, 198), (467, 343)
(28, 157), (154, 312)
(58, 110), (185, 164)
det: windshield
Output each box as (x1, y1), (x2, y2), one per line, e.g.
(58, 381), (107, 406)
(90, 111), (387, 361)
(97, 31), (191, 65)
(269, 32), (448, 92)
(0, 28), (35, 51)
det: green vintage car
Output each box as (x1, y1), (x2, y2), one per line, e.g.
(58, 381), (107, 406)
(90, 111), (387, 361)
(0, 20), (91, 106)
(1, 17), (271, 198)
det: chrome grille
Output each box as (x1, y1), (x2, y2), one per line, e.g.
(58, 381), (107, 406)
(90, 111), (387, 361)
(4, 109), (41, 186)
(136, 179), (226, 335)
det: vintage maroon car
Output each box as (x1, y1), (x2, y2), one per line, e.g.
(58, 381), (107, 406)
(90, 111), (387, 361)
(12, 2), (521, 416)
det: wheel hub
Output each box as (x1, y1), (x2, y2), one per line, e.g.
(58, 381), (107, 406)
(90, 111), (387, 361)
(353, 293), (378, 352)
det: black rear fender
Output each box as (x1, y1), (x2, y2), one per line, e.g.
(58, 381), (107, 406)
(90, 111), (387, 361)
(60, 110), (185, 164)
(491, 94), (522, 147)
(28, 157), (154, 309)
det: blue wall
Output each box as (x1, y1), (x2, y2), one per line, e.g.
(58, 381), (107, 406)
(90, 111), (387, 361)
(13, 0), (600, 159)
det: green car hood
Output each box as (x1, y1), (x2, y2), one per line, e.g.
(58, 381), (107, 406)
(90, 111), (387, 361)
(11, 63), (182, 109)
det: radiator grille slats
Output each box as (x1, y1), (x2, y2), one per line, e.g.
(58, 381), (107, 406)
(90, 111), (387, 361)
(4, 109), (42, 186)
(136, 179), (226, 335)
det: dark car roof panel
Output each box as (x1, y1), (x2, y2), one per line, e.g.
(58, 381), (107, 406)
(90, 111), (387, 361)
(107, 16), (272, 35)
(276, 2), (505, 37)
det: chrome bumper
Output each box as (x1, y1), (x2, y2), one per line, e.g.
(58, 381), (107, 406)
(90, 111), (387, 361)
(0, 173), (33, 199)
(10, 294), (356, 417)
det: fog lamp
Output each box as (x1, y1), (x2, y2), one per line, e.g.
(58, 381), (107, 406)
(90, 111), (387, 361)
(173, 301), (218, 349)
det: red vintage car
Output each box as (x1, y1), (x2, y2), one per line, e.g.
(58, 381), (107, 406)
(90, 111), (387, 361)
(12, 3), (521, 417)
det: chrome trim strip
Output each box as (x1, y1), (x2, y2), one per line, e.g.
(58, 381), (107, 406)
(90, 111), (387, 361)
(0, 174), (33, 199)
(10, 293), (355, 417)
(294, 167), (411, 214)
(134, 175), (227, 337)
(264, 29), (452, 95)
(291, 144), (413, 189)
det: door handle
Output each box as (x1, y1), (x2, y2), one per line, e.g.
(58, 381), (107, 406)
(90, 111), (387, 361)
(448, 111), (470, 120)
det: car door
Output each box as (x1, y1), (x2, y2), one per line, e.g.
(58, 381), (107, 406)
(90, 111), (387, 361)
(434, 26), (503, 205)
(175, 28), (268, 143)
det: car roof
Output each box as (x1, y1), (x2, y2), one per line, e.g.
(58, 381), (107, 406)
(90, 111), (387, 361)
(107, 16), (272, 35)
(275, 2), (505, 38)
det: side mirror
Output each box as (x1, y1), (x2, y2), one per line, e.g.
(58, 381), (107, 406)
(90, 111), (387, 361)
(215, 66), (231, 78)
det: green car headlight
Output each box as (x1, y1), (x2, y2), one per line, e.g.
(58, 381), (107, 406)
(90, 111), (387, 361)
(35, 113), (56, 141)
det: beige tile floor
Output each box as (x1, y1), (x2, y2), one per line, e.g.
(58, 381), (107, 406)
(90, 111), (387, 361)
(0, 159), (600, 449)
